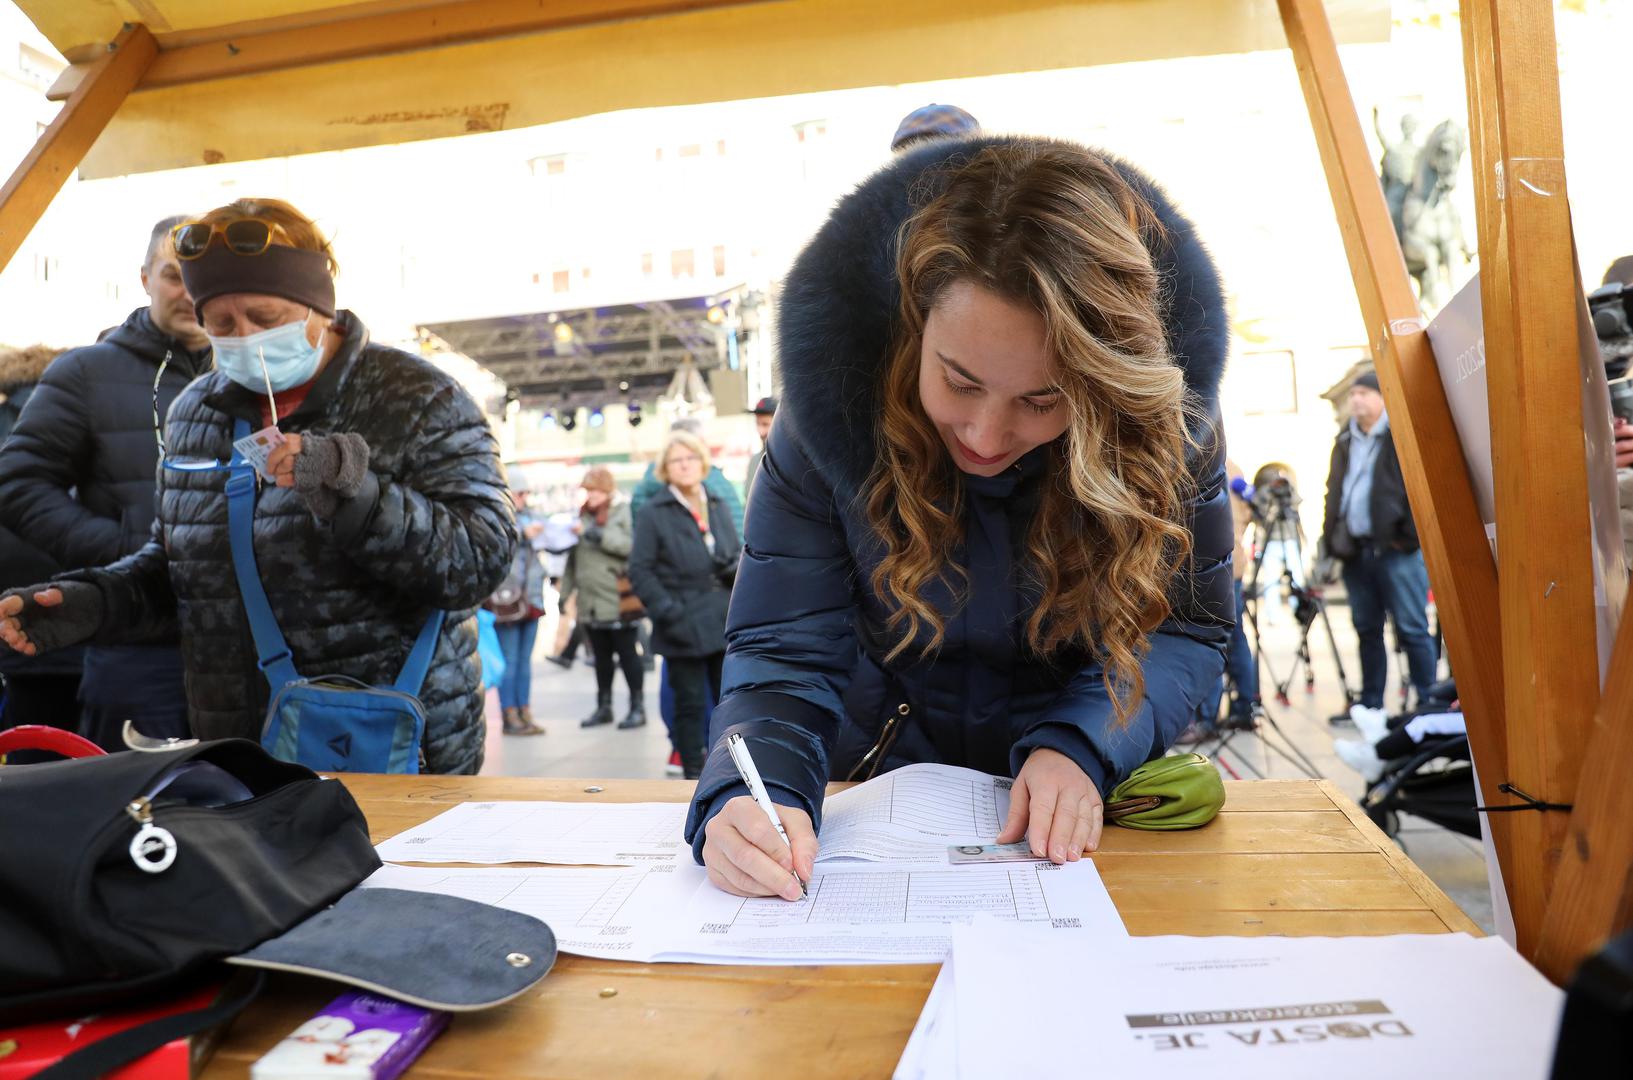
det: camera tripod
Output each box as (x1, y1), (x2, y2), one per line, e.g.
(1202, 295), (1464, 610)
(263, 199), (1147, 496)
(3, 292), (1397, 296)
(1191, 492), (1351, 780)
(1246, 500), (1356, 716)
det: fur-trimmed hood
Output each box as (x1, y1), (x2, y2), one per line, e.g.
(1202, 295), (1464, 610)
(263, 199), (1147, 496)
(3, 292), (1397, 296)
(0, 344), (62, 393)
(775, 134), (1229, 501)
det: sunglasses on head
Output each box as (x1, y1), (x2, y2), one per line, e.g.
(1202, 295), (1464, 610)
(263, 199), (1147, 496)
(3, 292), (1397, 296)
(170, 219), (289, 260)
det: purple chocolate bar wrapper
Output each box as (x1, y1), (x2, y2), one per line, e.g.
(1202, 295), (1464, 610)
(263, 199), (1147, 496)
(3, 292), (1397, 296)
(316, 991), (448, 1080)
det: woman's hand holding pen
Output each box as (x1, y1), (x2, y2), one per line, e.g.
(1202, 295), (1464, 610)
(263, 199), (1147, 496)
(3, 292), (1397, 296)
(995, 747), (1104, 864)
(702, 796), (818, 901)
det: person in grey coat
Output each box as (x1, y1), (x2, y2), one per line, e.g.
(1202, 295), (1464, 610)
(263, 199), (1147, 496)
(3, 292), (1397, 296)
(0, 199), (514, 774)
(628, 431), (741, 778)
(560, 466), (644, 730)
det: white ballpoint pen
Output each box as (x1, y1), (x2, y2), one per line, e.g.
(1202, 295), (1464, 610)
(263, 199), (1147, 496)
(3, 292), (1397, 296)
(726, 732), (808, 899)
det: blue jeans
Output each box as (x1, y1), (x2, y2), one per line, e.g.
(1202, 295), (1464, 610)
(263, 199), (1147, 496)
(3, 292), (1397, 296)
(1342, 547), (1437, 708)
(1225, 580), (1258, 712)
(495, 618), (540, 710)
(79, 644), (189, 751)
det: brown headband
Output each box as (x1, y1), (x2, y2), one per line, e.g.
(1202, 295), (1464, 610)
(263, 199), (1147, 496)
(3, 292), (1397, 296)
(181, 242), (336, 322)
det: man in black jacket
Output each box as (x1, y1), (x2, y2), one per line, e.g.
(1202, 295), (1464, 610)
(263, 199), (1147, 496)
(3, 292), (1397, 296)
(0, 345), (82, 740)
(0, 216), (211, 748)
(1321, 370), (1438, 719)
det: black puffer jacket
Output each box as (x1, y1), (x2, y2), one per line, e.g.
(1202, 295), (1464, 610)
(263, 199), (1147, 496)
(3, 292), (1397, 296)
(628, 487), (741, 659)
(0, 345), (83, 680)
(1321, 423), (1419, 555)
(0, 308), (212, 572)
(64, 312), (515, 774)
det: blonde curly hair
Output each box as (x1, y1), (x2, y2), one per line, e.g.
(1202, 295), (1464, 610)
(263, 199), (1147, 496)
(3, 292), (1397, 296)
(862, 140), (1197, 726)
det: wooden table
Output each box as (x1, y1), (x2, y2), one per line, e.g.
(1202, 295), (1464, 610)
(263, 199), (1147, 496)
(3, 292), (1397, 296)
(203, 776), (1480, 1078)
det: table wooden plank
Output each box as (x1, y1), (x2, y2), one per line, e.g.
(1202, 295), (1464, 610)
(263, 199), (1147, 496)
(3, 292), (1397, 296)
(1316, 779), (1484, 935)
(1216, 778), (1342, 812)
(1120, 909), (1458, 936)
(200, 776), (1478, 1078)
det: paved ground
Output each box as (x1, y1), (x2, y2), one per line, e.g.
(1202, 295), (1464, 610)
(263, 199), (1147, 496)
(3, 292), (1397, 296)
(482, 591), (1495, 934)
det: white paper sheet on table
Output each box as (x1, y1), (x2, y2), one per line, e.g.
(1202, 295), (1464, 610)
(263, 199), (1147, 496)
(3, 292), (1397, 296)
(894, 962), (956, 1080)
(948, 923), (1563, 1080)
(363, 851), (1125, 965)
(816, 763), (1013, 863)
(657, 856), (1123, 965)
(373, 801), (688, 865)
(362, 862), (694, 959)
(372, 764), (1013, 868)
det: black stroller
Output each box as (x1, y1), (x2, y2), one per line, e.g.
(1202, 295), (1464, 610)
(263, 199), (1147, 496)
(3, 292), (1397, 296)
(1357, 679), (1481, 841)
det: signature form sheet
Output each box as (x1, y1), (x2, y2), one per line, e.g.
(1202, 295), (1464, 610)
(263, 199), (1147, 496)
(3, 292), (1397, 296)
(371, 763), (1010, 867)
(365, 856), (1122, 965)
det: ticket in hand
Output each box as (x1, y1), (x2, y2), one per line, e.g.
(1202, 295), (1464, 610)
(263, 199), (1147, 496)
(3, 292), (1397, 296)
(947, 841), (1045, 865)
(233, 425), (286, 480)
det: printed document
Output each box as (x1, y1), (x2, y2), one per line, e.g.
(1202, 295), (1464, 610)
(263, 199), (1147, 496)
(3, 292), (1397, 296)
(373, 801), (687, 865)
(947, 923), (1562, 1079)
(817, 763), (1012, 863)
(664, 858), (1123, 964)
(362, 853), (1125, 965)
(362, 862), (692, 959)
(372, 763), (1012, 868)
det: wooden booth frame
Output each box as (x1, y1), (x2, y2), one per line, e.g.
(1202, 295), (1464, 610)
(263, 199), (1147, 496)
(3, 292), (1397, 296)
(0, 0), (1625, 985)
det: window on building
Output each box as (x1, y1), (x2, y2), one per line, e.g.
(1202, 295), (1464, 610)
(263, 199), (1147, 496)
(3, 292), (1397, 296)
(552, 269), (571, 293)
(679, 144), (701, 158)
(580, 267), (592, 281)
(716, 139), (728, 156)
(712, 245), (727, 277)
(795, 120), (828, 143)
(640, 252), (654, 276)
(670, 249), (695, 279)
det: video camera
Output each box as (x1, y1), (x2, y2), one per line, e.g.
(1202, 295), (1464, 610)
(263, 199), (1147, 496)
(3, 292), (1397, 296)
(1590, 282), (1633, 421)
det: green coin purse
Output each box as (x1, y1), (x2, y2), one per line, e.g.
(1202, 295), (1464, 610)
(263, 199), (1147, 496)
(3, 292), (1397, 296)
(1105, 752), (1226, 830)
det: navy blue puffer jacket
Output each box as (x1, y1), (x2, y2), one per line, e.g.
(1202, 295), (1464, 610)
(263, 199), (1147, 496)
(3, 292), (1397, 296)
(684, 136), (1236, 855)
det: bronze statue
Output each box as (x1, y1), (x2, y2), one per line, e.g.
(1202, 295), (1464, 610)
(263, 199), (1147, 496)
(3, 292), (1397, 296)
(1378, 111), (1471, 314)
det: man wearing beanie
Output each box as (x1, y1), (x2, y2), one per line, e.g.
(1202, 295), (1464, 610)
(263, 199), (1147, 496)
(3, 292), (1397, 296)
(1321, 368), (1438, 724)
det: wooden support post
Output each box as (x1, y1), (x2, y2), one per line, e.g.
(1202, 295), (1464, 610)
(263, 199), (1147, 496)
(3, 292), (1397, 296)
(0, 23), (156, 275)
(1537, 607), (1633, 981)
(1275, 0), (1514, 891)
(1459, 0), (1601, 958)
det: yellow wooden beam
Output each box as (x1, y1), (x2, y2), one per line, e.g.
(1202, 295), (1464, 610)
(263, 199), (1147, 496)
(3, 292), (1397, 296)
(43, 0), (761, 100)
(1273, 0), (1513, 886)
(0, 23), (158, 275)
(1459, 0), (1600, 958)
(1537, 603), (1633, 982)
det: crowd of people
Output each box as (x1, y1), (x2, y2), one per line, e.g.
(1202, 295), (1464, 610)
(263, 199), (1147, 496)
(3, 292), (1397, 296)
(4, 101), (1627, 899)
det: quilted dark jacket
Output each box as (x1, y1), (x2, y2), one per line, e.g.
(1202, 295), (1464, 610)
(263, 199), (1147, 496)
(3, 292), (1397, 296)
(0, 309), (212, 574)
(684, 136), (1236, 855)
(62, 311), (515, 774)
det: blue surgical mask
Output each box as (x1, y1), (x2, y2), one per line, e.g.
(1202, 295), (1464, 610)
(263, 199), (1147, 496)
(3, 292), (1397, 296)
(209, 311), (326, 396)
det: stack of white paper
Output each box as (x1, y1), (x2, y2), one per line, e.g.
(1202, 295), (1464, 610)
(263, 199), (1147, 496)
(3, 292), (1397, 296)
(897, 921), (1564, 1079)
(363, 763), (1127, 965)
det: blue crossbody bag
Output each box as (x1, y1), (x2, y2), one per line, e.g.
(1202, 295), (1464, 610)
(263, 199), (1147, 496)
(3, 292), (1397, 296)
(224, 419), (444, 773)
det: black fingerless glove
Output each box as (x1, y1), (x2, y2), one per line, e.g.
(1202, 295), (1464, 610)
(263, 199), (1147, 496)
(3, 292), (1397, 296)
(292, 431), (371, 519)
(0, 581), (105, 653)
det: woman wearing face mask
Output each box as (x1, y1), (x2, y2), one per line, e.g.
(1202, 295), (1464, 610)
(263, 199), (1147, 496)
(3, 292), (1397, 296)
(0, 199), (515, 773)
(685, 137), (1234, 901)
